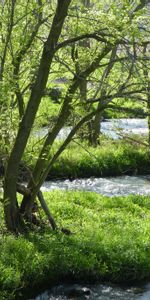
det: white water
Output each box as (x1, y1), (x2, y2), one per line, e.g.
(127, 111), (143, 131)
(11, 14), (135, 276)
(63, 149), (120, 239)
(100, 119), (148, 139)
(41, 175), (150, 197)
(29, 283), (150, 300)
(35, 119), (148, 140)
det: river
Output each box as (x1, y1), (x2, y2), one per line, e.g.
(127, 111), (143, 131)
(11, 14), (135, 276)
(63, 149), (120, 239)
(35, 118), (148, 140)
(28, 282), (150, 300)
(41, 175), (150, 197)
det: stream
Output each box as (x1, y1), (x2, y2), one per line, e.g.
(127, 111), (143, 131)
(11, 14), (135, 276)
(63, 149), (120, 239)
(35, 118), (148, 140)
(29, 282), (150, 300)
(41, 175), (150, 197)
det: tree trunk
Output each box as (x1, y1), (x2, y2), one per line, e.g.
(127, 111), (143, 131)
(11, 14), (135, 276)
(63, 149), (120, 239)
(21, 104), (107, 219)
(91, 46), (117, 146)
(143, 45), (150, 144)
(0, 0), (16, 81)
(20, 46), (111, 216)
(147, 81), (150, 144)
(4, 197), (19, 232)
(92, 110), (102, 146)
(3, 0), (71, 232)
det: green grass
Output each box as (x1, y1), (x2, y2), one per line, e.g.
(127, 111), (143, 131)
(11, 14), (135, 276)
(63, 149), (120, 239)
(35, 97), (61, 127)
(23, 137), (150, 179)
(36, 97), (146, 126)
(0, 191), (150, 299)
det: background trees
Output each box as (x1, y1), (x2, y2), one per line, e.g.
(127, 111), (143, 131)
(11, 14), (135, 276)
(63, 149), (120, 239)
(0, 0), (149, 232)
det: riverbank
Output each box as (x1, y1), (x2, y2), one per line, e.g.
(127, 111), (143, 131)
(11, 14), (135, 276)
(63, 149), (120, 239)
(1, 133), (150, 181)
(0, 191), (150, 299)
(23, 138), (150, 180)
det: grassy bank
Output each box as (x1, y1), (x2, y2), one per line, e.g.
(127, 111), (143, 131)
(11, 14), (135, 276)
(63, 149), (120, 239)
(1, 131), (150, 180)
(24, 138), (150, 180)
(0, 191), (150, 299)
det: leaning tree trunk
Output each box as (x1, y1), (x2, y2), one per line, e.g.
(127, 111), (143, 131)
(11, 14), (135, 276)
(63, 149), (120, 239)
(20, 47), (112, 218)
(3, 0), (72, 232)
(21, 102), (108, 221)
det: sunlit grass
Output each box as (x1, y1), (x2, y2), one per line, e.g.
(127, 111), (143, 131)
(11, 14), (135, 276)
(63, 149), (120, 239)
(23, 136), (150, 179)
(0, 191), (150, 299)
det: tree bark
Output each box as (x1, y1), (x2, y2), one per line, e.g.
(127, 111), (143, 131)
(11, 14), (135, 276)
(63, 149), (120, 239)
(37, 191), (57, 230)
(3, 0), (71, 232)
(12, 1), (47, 119)
(92, 46), (118, 146)
(143, 44), (150, 144)
(20, 46), (111, 216)
(0, 0), (16, 81)
(147, 82), (150, 144)
(22, 103), (108, 217)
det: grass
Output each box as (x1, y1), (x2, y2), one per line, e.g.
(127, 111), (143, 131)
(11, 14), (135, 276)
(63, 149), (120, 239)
(23, 137), (150, 180)
(0, 191), (150, 299)
(36, 97), (146, 126)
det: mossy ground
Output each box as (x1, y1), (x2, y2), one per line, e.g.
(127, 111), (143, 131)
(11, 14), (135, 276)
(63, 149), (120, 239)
(0, 191), (150, 299)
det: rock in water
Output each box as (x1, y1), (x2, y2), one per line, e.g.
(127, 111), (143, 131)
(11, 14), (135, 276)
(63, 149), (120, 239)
(66, 286), (91, 298)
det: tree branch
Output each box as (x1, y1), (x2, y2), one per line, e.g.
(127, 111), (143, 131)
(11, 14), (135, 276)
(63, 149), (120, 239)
(87, 88), (149, 104)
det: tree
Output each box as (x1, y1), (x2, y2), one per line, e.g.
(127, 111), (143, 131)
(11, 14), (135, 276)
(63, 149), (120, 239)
(3, 0), (72, 232)
(75, 0), (150, 146)
(1, 0), (149, 233)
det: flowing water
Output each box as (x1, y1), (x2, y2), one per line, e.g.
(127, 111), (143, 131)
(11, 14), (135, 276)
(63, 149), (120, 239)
(35, 119), (148, 140)
(100, 119), (148, 139)
(29, 283), (150, 300)
(41, 175), (150, 197)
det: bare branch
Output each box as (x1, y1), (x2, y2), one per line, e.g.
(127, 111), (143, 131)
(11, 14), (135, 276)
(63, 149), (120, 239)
(56, 32), (112, 50)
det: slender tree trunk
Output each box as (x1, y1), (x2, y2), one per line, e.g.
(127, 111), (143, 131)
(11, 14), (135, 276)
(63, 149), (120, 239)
(3, 0), (71, 232)
(0, 0), (16, 81)
(20, 46), (111, 216)
(22, 103), (107, 220)
(20, 79), (79, 215)
(143, 44), (150, 144)
(13, 60), (25, 118)
(37, 191), (57, 230)
(147, 81), (150, 143)
(12, 1), (45, 119)
(92, 46), (117, 146)
(92, 110), (102, 146)
(79, 0), (92, 144)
